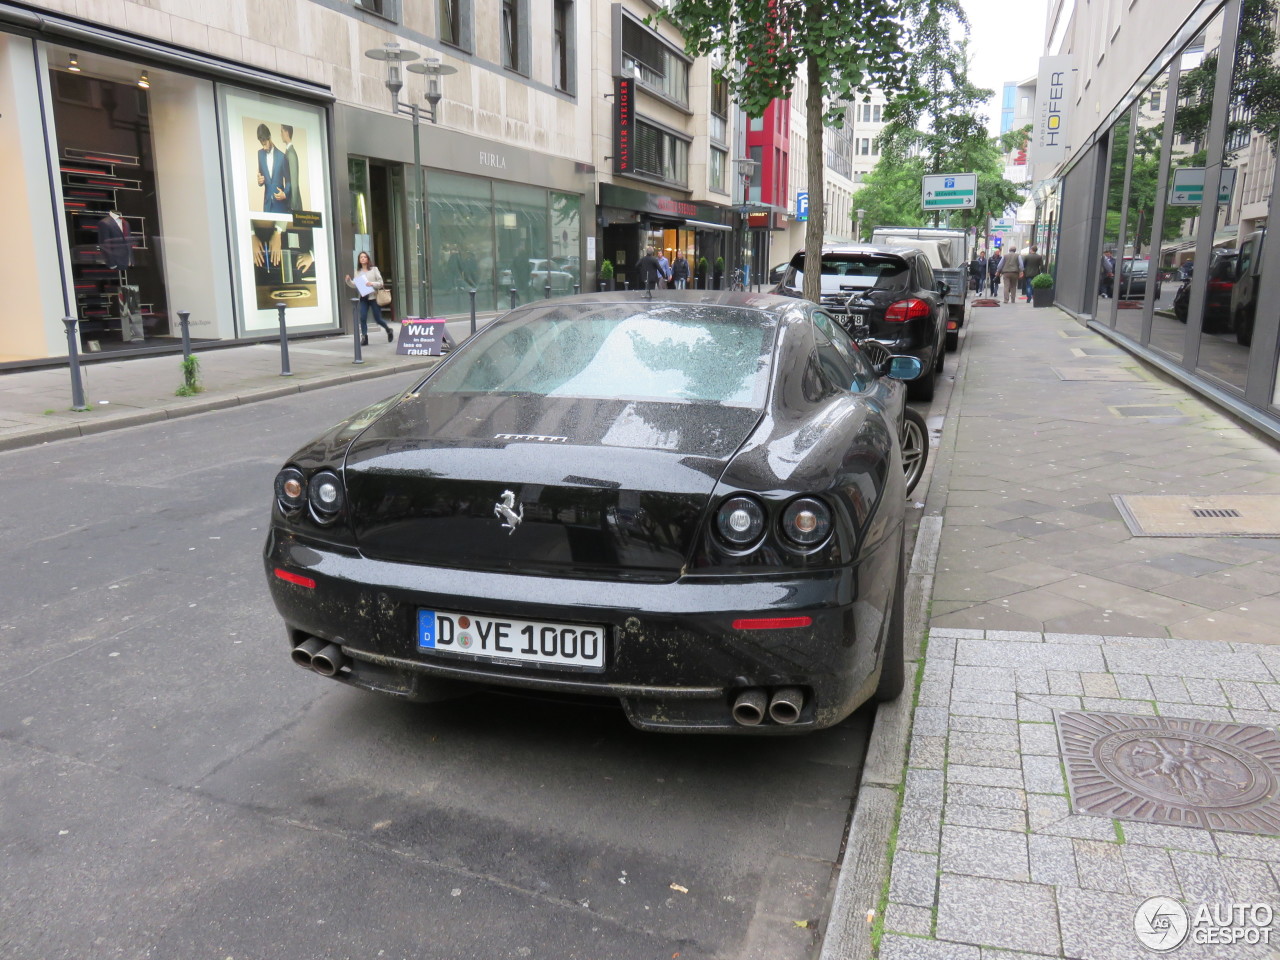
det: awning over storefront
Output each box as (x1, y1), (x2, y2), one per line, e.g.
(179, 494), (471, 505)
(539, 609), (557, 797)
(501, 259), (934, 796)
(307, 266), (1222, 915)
(683, 219), (732, 232)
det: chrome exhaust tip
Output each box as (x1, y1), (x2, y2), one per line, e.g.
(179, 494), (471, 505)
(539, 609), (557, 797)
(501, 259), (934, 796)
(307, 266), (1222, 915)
(311, 643), (348, 677)
(768, 687), (805, 725)
(731, 688), (768, 726)
(290, 637), (326, 669)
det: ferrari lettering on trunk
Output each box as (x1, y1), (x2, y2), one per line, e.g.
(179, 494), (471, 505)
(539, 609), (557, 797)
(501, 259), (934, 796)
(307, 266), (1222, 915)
(418, 610), (606, 670)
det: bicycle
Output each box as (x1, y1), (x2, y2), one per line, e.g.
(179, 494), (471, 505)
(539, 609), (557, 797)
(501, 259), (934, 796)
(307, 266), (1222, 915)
(728, 267), (746, 291)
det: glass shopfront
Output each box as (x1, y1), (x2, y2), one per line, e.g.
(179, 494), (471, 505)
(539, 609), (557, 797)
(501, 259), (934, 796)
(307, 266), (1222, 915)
(1080, 0), (1276, 421)
(0, 34), (336, 364)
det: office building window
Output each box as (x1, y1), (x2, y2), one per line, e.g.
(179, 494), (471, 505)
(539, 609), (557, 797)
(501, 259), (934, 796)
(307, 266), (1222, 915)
(501, 0), (529, 74)
(553, 0), (574, 93)
(355, 0), (396, 17)
(440, 0), (470, 51)
(710, 147), (726, 192)
(621, 15), (689, 106)
(632, 119), (688, 185)
(873, 104), (881, 122)
(710, 80), (728, 144)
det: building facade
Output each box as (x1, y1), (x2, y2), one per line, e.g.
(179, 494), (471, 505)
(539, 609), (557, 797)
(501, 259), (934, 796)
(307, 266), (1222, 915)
(1033, 0), (1280, 439)
(1, 0), (746, 365)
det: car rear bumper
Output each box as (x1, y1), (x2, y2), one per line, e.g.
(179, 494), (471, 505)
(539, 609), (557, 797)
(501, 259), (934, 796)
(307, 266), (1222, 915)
(264, 527), (897, 733)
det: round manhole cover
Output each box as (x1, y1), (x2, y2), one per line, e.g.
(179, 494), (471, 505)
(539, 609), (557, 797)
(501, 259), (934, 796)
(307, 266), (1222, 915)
(1058, 711), (1280, 834)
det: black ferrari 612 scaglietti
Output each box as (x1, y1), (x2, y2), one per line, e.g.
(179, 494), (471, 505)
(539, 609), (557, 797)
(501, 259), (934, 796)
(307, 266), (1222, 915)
(264, 291), (921, 734)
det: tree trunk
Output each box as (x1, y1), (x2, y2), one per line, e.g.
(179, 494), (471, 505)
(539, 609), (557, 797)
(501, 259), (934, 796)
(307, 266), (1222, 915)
(803, 55), (825, 305)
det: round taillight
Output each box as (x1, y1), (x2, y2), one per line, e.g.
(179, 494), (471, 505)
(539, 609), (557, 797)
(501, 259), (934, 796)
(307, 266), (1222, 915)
(274, 468), (306, 510)
(307, 471), (345, 520)
(781, 498), (832, 547)
(716, 495), (766, 548)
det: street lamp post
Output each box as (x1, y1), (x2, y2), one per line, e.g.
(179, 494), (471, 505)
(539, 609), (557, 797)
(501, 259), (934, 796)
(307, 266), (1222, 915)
(736, 157), (759, 289)
(856, 208), (866, 242)
(364, 42), (455, 318)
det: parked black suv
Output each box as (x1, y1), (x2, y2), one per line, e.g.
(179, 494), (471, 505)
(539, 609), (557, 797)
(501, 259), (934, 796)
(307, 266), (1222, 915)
(775, 245), (948, 400)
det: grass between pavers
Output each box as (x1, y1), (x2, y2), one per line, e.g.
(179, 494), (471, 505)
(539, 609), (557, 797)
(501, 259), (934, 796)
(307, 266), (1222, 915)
(1114, 820), (1127, 844)
(869, 631), (932, 954)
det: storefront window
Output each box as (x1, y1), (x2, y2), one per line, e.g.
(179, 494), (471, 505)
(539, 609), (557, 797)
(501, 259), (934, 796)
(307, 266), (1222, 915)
(1116, 79), (1169, 342)
(1097, 110), (1131, 328)
(551, 191), (582, 291)
(495, 182), (549, 304)
(428, 171), (496, 314)
(221, 89), (334, 334)
(1150, 18), (1225, 364)
(1198, 0), (1278, 393)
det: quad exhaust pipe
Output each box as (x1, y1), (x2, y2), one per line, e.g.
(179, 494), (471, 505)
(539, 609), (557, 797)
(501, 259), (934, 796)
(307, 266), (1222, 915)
(768, 687), (805, 725)
(291, 637), (348, 677)
(731, 689), (768, 725)
(732, 687), (806, 726)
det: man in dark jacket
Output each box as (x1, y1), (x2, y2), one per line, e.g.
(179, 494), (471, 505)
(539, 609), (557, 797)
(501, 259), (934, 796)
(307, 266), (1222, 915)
(1021, 246), (1045, 301)
(635, 247), (663, 292)
(969, 250), (986, 294)
(987, 251), (1002, 298)
(671, 254), (690, 289)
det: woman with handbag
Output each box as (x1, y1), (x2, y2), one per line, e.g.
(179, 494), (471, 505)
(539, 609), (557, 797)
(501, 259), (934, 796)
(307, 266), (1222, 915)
(344, 251), (393, 344)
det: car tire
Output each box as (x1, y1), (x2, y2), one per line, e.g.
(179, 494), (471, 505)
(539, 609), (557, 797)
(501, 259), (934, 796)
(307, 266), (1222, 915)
(934, 343), (945, 372)
(874, 548), (907, 703)
(1235, 307), (1253, 346)
(901, 406), (929, 496)
(945, 329), (959, 352)
(907, 369), (936, 402)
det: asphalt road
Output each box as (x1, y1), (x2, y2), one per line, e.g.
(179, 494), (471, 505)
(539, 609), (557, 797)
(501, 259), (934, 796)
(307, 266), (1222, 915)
(0, 371), (914, 960)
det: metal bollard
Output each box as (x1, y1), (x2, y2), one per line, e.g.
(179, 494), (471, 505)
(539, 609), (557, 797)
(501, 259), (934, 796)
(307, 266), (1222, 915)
(469, 289), (478, 335)
(509, 287), (518, 309)
(573, 283), (580, 295)
(61, 316), (89, 411)
(177, 310), (192, 359)
(276, 302), (292, 376)
(351, 298), (363, 364)
(544, 283), (552, 299)
(599, 282), (605, 293)
(623, 280), (630, 291)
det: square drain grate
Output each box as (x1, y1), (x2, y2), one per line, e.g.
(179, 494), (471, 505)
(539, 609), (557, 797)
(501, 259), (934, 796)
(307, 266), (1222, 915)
(1059, 711), (1280, 834)
(1112, 494), (1280, 537)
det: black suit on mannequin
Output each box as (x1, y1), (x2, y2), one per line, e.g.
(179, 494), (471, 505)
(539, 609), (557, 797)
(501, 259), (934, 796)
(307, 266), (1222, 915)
(97, 214), (133, 270)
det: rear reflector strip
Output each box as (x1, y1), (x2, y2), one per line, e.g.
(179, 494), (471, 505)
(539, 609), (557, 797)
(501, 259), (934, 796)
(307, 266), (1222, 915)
(274, 568), (316, 589)
(732, 616), (813, 630)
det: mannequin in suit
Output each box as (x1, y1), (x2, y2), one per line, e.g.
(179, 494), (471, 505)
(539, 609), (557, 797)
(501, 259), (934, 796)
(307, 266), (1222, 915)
(255, 123), (289, 214)
(280, 124), (302, 213)
(96, 211), (132, 270)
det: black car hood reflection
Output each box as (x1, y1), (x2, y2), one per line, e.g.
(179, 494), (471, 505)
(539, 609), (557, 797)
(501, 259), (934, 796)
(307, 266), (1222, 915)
(343, 392), (763, 581)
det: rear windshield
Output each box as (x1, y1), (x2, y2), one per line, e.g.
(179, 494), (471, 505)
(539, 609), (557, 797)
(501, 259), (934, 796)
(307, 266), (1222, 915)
(425, 302), (777, 407)
(788, 255), (910, 290)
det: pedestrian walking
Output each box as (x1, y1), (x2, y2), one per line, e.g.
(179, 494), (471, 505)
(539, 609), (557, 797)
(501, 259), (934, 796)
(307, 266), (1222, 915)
(987, 252), (1001, 298)
(344, 250), (392, 345)
(656, 251), (672, 290)
(671, 253), (690, 290)
(1099, 250), (1116, 299)
(1000, 246), (1023, 304)
(1021, 245), (1045, 301)
(635, 247), (663, 292)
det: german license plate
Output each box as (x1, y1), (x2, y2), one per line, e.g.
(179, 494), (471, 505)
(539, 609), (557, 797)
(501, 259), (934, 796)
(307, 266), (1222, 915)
(849, 313), (866, 325)
(417, 609), (606, 671)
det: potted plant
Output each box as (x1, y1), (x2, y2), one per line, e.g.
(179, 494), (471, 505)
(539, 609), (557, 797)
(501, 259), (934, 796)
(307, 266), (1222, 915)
(1030, 271), (1055, 307)
(714, 256), (725, 290)
(696, 256), (709, 290)
(599, 259), (615, 291)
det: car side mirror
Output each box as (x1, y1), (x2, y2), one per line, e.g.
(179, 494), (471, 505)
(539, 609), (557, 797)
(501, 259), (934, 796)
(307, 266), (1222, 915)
(936, 281), (950, 296)
(887, 356), (924, 381)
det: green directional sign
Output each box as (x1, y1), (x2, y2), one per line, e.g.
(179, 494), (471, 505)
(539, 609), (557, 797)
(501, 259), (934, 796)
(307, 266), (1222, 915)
(922, 173), (977, 209)
(1169, 167), (1235, 206)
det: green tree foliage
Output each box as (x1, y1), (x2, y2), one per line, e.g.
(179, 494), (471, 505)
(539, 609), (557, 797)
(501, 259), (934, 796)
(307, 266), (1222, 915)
(873, 2), (1026, 231)
(652, 0), (922, 302)
(1173, 0), (1280, 160)
(852, 156), (928, 238)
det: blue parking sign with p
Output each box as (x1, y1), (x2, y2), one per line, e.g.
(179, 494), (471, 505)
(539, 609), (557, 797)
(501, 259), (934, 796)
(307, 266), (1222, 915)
(944, 177), (955, 188)
(797, 191), (808, 220)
